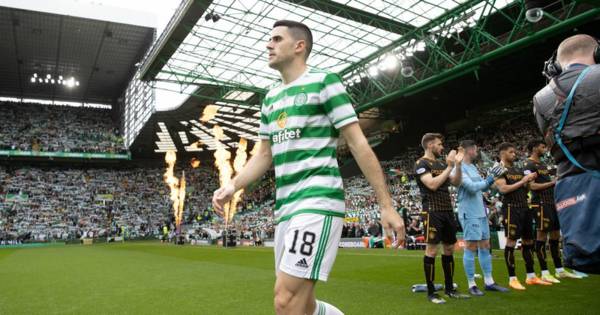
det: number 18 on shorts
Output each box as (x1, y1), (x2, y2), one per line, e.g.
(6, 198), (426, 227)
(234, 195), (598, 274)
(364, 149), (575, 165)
(274, 214), (343, 282)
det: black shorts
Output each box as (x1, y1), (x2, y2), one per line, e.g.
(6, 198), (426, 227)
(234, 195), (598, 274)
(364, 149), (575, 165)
(502, 206), (534, 240)
(533, 203), (560, 232)
(421, 211), (458, 245)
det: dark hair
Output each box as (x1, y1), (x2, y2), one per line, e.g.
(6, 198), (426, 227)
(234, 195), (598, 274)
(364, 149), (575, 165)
(527, 140), (545, 152)
(421, 133), (443, 150)
(273, 20), (313, 60)
(459, 139), (476, 149)
(498, 142), (515, 152)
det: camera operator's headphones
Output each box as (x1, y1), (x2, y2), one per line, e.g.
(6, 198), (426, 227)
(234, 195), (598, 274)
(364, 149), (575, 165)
(542, 37), (600, 80)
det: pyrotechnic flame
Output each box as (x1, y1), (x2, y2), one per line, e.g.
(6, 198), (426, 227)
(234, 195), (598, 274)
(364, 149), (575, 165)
(213, 125), (233, 186)
(212, 125), (233, 223)
(163, 151), (185, 231)
(211, 126), (258, 224)
(165, 150), (176, 167)
(228, 138), (249, 222)
(200, 105), (219, 122)
(190, 158), (200, 168)
(176, 172), (186, 228)
(233, 138), (248, 173)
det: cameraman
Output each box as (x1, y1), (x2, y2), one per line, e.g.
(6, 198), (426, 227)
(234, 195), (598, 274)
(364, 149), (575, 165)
(533, 34), (600, 273)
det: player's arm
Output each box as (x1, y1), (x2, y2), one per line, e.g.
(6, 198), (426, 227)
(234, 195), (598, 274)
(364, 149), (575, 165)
(342, 123), (391, 209)
(460, 171), (490, 193)
(420, 160), (452, 191)
(231, 140), (272, 191)
(420, 167), (452, 191)
(461, 165), (505, 193)
(522, 163), (554, 191)
(212, 140), (272, 213)
(341, 122), (405, 244)
(323, 72), (404, 245)
(420, 150), (457, 190)
(213, 98), (273, 213)
(494, 173), (536, 194)
(449, 151), (463, 186)
(529, 180), (556, 191)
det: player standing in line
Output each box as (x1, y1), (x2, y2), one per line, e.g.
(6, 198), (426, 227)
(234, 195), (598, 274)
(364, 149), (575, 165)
(452, 140), (509, 296)
(213, 20), (405, 315)
(415, 133), (470, 304)
(494, 142), (549, 290)
(524, 140), (582, 281)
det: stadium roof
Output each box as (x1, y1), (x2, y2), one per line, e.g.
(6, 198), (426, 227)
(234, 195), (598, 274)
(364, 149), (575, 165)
(0, 5), (155, 104)
(130, 0), (600, 156)
(141, 0), (500, 90)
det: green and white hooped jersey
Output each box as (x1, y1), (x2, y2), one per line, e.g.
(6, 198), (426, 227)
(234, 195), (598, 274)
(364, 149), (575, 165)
(259, 68), (358, 223)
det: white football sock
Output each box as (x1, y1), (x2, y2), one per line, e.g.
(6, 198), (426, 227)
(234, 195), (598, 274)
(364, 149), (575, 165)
(312, 300), (344, 315)
(467, 279), (477, 288)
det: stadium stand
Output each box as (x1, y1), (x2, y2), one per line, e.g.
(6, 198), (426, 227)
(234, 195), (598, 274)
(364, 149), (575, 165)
(0, 101), (126, 154)
(0, 111), (544, 246)
(0, 165), (216, 241)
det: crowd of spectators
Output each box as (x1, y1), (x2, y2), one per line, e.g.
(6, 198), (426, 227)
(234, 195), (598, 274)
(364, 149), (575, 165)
(0, 165), (218, 241)
(0, 161), (280, 243)
(0, 101), (547, 245)
(0, 101), (125, 154)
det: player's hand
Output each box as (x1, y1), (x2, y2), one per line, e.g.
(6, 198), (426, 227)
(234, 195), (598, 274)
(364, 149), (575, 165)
(212, 183), (235, 217)
(446, 150), (457, 167)
(524, 172), (537, 182)
(455, 148), (464, 165)
(488, 165), (507, 179)
(381, 207), (405, 249)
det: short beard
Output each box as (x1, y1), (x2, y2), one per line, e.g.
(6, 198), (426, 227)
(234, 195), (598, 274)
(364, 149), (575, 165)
(268, 60), (282, 71)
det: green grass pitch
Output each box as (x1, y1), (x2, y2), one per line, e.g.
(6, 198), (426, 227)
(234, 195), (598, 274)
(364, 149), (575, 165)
(0, 242), (598, 314)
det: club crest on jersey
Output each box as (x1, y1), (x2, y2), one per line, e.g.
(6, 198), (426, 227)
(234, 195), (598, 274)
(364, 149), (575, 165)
(277, 112), (288, 129)
(294, 92), (307, 106)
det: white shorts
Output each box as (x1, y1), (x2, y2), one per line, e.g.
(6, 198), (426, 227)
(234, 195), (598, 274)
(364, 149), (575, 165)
(274, 214), (343, 282)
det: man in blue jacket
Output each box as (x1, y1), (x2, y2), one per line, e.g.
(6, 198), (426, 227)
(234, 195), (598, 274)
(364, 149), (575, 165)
(452, 140), (509, 295)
